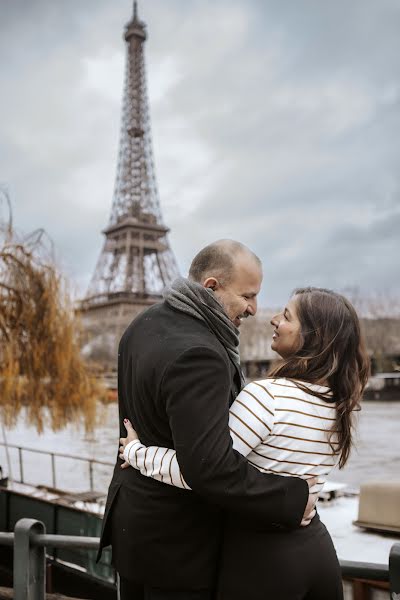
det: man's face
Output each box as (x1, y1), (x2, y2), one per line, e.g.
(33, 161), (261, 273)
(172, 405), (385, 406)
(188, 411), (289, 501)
(213, 255), (262, 328)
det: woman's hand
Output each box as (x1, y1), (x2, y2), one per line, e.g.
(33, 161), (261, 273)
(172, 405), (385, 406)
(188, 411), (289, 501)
(119, 418), (139, 469)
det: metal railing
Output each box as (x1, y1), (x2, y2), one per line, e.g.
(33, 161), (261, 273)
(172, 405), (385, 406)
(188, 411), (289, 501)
(0, 442), (113, 491)
(0, 519), (400, 600)
(0, 518), (104, 600)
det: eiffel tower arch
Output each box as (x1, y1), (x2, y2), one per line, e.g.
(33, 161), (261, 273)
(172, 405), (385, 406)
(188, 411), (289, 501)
(80, 2), (179, 368)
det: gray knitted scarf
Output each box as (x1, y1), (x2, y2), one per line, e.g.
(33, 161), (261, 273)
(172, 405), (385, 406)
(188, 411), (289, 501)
(163, 277), (245, 387)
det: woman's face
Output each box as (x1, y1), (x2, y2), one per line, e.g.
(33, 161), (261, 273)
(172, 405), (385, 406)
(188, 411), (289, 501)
(270, 296), (303, 358)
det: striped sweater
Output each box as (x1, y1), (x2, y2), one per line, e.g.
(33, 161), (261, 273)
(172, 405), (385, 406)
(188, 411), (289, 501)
(123, 377), (339, 494)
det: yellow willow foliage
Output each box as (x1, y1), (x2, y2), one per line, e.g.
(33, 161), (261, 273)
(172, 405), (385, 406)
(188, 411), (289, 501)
(0, 242), (106, 433)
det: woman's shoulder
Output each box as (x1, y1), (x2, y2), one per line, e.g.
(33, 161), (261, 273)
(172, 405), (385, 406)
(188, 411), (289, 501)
(263, 379), (335, 413)
(248, 378), (333, 402)
(243, 377), (296, 400)
(242, 377), (307, 408)
(247, 377), (299, 394)
(242, 378), (276, 401)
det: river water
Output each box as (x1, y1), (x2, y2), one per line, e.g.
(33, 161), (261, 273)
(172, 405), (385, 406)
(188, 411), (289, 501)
(1, 400), (399, 493)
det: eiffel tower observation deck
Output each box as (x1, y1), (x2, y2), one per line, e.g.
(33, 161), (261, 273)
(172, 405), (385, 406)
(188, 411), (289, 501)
(80, 2), (179, 367)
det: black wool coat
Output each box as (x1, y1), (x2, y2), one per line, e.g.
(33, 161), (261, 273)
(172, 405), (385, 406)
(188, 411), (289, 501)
(98, 301), (308, 590)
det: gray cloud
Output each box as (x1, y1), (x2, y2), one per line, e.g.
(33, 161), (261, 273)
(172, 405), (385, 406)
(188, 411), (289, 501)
(1, 0), (399, 306)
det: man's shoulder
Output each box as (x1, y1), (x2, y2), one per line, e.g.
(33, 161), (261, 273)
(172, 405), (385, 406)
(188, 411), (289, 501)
(124, 301), (211, 331)
(120, 301), (226, 354)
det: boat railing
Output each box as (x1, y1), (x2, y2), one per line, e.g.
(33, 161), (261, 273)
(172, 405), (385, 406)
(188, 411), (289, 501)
(0, 442), (114, 492)
(0, 519), (400, 600)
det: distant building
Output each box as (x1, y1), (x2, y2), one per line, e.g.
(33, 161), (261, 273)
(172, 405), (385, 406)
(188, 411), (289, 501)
(239, 313), (400, 378)
(239, 309), (276, 378)
(361, 317), (400, 373)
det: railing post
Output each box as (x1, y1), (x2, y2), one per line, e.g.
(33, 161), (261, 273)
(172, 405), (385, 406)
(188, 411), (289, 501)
(18, 447), (24, 483)
(14, 518), (46, 600)
(51, 453), (56, 488)
(390, 543), (400, 599)
(89, 460), (94, 491)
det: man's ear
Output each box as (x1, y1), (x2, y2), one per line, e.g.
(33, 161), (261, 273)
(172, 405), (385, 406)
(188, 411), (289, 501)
(203, 276), (219, 291)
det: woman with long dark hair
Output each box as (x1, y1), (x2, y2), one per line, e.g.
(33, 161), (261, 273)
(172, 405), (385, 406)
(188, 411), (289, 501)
(119, 287), (370, 599)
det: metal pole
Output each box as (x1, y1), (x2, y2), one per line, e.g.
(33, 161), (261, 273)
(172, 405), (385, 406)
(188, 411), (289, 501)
(33, 534), (100, 549)
(390, 543), (400, 598)
(14, 518), (46, 600)
(89, 460), (94, 491)
(18, 447), (24, 484)
(1, 423), (13, 481)
(51, 453), (56, 488)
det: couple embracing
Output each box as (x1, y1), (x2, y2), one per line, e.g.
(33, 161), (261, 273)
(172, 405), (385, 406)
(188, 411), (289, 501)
(98, 239), (369, 600)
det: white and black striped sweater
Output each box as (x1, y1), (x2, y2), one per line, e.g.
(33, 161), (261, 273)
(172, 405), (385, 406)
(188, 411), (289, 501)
(123, 377), (339, 494)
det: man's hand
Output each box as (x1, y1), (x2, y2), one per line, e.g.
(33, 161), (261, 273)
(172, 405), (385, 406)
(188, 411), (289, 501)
(119, 418), (139, 469)
(300, 477), (318, 526)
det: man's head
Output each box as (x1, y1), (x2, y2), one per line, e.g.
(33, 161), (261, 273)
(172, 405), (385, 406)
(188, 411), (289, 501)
(188, 239), (263, 328)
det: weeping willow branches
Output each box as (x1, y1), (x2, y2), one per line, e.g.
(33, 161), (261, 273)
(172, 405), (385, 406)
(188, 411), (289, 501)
(0, 189), (105, 432)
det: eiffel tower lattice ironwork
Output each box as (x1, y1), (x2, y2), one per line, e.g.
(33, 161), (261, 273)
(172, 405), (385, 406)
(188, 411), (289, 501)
(80, 2), (179, 366)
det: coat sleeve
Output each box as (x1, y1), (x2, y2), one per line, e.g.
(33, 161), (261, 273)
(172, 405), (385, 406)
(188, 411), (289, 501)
(161, 345), (309, 529)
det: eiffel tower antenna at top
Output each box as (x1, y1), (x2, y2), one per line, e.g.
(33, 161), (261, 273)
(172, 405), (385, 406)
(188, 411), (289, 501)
(133, 1), (138, 20)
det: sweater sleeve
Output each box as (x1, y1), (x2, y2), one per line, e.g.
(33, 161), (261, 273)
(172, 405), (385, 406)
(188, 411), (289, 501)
(123, 439), (191, 490)
(229, 380), (275, 456)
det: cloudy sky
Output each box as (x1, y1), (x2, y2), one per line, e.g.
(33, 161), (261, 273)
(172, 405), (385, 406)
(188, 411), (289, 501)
(1, 0), (399, 307)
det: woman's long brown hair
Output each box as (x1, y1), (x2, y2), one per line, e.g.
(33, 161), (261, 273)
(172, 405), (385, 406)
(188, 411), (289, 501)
(268, 287), (370, 468)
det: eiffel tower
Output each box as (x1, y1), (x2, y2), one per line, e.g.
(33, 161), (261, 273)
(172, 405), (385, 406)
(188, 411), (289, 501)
(80, 2), (179, 367)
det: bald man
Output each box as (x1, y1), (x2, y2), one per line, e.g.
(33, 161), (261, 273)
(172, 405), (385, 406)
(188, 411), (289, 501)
(98, 240), (312, 600)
